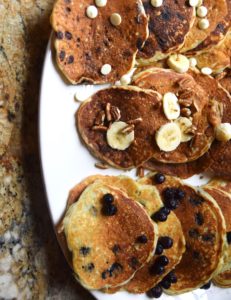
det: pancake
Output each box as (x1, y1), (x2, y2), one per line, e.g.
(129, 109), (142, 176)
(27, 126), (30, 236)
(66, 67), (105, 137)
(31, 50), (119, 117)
(64, 180), (157, 290)
(188, 70), (231, 178)
(213, 268), (231, 288)
(195, 29), (231, 74)
(67, 175), (185, 293)
(51, 0), (148, 84)
(218, 69), (231, 95)
(132, 68), (215, 164)
(141, 173), (226, 294)
(206, 178), (231, 199)
(180, 0), (228, 53)
(143, 152), (211, 179)
(77, 85), (172, 169)
(136, 0), (194, 65)
(187, 0), (231, 54)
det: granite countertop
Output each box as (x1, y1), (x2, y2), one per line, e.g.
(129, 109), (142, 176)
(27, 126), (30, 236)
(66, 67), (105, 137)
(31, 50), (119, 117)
(0, 1), (95, 299)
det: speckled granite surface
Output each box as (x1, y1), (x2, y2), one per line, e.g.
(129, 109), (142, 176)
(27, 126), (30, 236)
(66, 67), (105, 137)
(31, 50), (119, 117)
(0, 1), (95, 299)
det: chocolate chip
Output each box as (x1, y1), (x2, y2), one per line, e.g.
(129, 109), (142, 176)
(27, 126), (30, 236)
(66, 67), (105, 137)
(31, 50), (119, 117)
(109, 262), (123, 276)
(66, 7), (71, 13)
(202, 233), (215, 242)
(188, 228), (199, 238)
(80, 246), (90, 256)
(65, 31), (72, 40)
(189, 196), (204, 206)
(195, 212), (204, 226)
(59, 50), (65, 61)
(112, 244), (121, 254)
(136, 234), (148, 244)
(136, 38), (143, 51)
(67, 55), (74, 64)
(129, 257), (139, 269)
(56, 31), (63, 39)
(227, 232), (231, 244)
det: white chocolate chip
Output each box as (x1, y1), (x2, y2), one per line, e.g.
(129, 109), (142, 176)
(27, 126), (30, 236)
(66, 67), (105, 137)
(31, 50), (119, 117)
(197, 6), (208, 18)
(189, 57), (197, 68)
(110, 13), (122, 26)
(74, 92), (86, 102)
(86, 5), (98, 19)
(120, 75), (131, 86)
(101, 64), (112, 75)
(151, 0), (163, 8)
(198, 18), (209, 30)
(95, 0), (107, 7)
(215, 123), (231, 142)
(201, 67), (212, 75)
(189, 0), (199, 7)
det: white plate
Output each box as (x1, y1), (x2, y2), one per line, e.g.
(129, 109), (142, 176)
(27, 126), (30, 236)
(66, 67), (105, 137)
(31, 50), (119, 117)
(39, 39), (231, 300)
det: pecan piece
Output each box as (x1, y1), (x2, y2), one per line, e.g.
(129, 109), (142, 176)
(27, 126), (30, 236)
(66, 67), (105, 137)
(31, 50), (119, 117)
(92, 125), (108, 131)
(95, 110), (106, 125)
(127, 117), (143, 125)
(181, 108), (192, 117)
(121, 124), (135, 134)
(106, 103), (112, 122)
(110, 106), (121, 121)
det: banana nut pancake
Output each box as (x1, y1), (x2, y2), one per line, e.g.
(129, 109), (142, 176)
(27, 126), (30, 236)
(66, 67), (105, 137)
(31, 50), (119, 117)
(189, 70), (231, 178)
(180, 0), (228, 53)
(217, 69), (231, 95)
(63, 180), (157, 290)
(51, 0), (148, 84)
(187, 0), (231, 55)
(132, 68), (215, 164)
(66, 175), (185, 294)
(77, 85), (174, 169)
(136, 0), (194, 64)
(142, 173), (226, 294)
(195, 30), (231, 74)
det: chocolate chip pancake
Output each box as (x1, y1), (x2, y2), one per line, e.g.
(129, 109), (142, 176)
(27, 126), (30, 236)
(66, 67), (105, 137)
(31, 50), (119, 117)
(187, 0), (231, 55)
(136, 0), (194, 65)
(132, 68), (215, 164)
(64, 180), (157, 290)
(195, 29), (231, 74)
(77, 85), (170, 169)
(180, 0), (228, 53)
(51, 0), (148, 84)
(142, 173), (226, 294)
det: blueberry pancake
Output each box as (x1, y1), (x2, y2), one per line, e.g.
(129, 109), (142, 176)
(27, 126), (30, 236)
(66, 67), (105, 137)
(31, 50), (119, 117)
(187, 0), (231, 55)
(206, 178), (231, 195)
(142, 173), (226, 294)
(137, 0), (194, 65)
(180, 0), (228, 53)
(132, 68), (215, 164)
(77, 85), (170, 169)
(51, 0), (148, 84)
(63, 180), (157, 290)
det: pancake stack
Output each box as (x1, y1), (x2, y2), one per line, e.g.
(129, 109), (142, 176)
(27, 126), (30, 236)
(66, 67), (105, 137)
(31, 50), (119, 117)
(58, 172), (231, 297)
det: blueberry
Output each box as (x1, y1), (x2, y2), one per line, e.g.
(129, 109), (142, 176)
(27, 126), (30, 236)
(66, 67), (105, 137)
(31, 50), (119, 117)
(147, 285), (163, 298)
(164, 198), (179, 210)
(175, 188), (185, 200)
(160, 279), (171, 289)
(80, 246), (90, 256)
(166, 271), (178, 284)
(151, 210), (168, 222)
(149, 263), (165, 275)
(163, 188), (175, 201)
(102, 193), (114, 204)
(200, 281), (211, 290)
(157, 255), (169, 266)
(136, 234), (148, 244)
(160, 207), (170, 215)
(102, 204), (117, 216)
(159, 236), (173, 249)
(154, 173), (166, 184)
(227, 232), (231, 244)
(155, 243), (164, 255)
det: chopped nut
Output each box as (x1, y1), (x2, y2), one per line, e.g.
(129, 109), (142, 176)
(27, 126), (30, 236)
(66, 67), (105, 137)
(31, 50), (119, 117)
(137, 167), (144, 178)
(106, 103), (112, 122)
(110, 106), (121, 121)
(181, 108), (192, 117)
(121, 124), (135, 134)
(95, 162), (109, 169)
(178, 89), (194, 100)
(208, 102), (222, 127)
(179, 98), (193, 107)
(177, 77), (193, 89)
(92, 125), (108, 131)
(95, 110), (106, 125)
(127, 117), (143, 125)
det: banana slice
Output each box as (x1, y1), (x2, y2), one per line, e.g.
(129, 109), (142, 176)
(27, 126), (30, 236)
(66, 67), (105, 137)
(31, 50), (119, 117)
(175, 117), (193, 142)
(106, 121), (134, 150)
(167, 54), (190, 74)
(155, 123), (181, 152)
(163, 92), (180, 120)
(215, 123), (231, 142)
